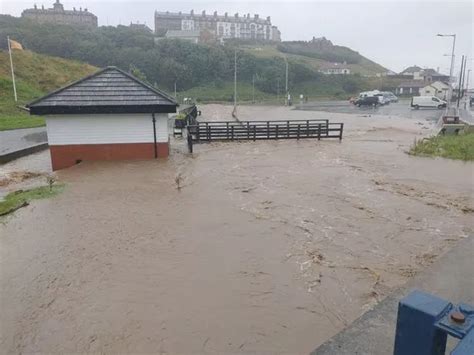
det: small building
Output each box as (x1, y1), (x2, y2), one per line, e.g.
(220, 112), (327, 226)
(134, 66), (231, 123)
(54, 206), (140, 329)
(399, 66), (450, 82)
(165, 30), (201, 43)
(21, 0), (98, 28)
(400, 65), (423, 77)
(420, 81), (450, 100)
(129, 22), (153, 33)
(27, 67), (177, 171)
(395, 80), (426, 96)
(319, 62), (351, 75)
(271, 26), (281, 42)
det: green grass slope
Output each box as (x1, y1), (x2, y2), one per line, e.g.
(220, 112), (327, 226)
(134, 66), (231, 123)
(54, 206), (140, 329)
(0, 50), (96, 130)
(241, 43), (387, 76)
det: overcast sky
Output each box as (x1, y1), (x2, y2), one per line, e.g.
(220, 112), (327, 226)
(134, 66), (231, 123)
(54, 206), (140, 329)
(1, 0), (472, 73)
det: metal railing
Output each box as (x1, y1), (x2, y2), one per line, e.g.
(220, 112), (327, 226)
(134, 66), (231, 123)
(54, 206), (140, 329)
(186, 119), (343, 152)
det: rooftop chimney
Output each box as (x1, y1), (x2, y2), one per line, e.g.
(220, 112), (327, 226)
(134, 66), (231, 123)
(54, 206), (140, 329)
(214, 11), (217, 17)
(202, 10), (206, 16)
(34, 3), (37, 9)
(224, 12), (228, 18)
(234, 13), (238, 18)
(267, 16), (271, 22)
(73, 7), (76, 11)
(190, 9), (194, 16)
(254, 14), (259, 20)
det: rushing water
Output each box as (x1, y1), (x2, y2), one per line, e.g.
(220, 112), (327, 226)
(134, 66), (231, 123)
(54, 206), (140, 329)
(1, 105), (472, 353)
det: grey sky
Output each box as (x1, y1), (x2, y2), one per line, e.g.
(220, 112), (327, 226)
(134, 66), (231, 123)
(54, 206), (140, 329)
(1, 0), (472, 73)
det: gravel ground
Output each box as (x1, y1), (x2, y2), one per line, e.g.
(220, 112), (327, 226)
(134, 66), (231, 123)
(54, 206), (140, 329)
(1, 105), (473, 354)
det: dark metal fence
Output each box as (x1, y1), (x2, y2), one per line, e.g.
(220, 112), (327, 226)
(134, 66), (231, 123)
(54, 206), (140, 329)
(189, 119), (343, 141)
(186, 119), (343, 153)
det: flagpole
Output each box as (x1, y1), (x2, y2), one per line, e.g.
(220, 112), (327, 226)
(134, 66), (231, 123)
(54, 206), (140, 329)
(7, 36), (18, 102)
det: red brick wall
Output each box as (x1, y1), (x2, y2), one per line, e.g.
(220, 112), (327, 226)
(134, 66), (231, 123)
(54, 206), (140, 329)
(49, 142), (169, 171)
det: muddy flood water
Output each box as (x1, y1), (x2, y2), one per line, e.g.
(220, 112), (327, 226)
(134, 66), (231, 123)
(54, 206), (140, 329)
(1, 105), (473, 354)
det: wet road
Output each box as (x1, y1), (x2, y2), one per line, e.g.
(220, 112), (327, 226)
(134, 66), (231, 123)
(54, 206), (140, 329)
(0, 127), (47, 155)
(1, 105), (473, 353)
(295, 99), (444, 122)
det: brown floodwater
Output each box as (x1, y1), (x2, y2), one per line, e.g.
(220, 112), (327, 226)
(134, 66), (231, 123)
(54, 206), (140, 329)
(1, 105), (473, 354)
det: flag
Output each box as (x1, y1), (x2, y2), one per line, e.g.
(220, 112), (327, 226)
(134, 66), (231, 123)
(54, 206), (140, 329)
(9, 39), (23, 50)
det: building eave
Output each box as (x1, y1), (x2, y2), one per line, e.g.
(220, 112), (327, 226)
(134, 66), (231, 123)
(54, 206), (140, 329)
(29, 104), (177, 115)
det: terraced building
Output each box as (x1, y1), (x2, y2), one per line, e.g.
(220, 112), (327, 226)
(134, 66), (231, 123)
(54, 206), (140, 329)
(155, 10), (281, 42)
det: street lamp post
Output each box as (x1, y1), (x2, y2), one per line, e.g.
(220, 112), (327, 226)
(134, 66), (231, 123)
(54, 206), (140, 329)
(466, 69), (471, 92)
(284, 56), (289, 106)
(437, 33), (456, 107)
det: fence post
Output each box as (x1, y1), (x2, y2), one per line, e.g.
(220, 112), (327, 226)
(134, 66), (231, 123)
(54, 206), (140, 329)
(267, 121), (270, 139)
(187, 132), (193, 153)
(206, 122), (210, 141)
(318, 123), (321, 140)
(276, 124), (279, 139)
(196, 124), (200, 142)
(339, 123), (344, 141)
(226, 122), (229, 140)
(231, 125), (234, 141)
(253, 125), (257, 141)
(287, 120), (290, 138)
(307, 120), (310, 137)
(297, 124), (300, 140)
(247, 122), (250, 139)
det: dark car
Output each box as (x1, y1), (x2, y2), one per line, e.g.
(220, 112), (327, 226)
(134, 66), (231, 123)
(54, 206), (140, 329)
(355, 96), (379, 107)
(470, 96), (474, 107)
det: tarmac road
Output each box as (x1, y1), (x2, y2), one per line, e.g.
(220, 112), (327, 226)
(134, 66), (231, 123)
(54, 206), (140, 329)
(295, 99), (444, 121)
(0, 127), (47, 155)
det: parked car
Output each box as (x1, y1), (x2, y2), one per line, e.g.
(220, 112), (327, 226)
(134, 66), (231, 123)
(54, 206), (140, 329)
(375, 93), (391, 105)
(411, 96), (447, 109)
(383, 92), (398, 102)
(355, 96), (379, 107)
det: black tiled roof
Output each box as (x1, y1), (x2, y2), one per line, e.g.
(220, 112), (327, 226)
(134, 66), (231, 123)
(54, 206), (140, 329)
(28, 67), (178, 115)
(397, 80), (427, 88)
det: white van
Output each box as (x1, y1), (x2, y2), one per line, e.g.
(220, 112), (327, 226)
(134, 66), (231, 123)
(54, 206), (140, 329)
(411, 96), (447, 109)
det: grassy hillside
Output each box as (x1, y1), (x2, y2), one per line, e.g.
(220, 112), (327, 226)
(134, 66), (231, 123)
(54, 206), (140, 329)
(0, 50), (96, 130)
(240, 42), (387, 76)
(0, 15), (392, 104)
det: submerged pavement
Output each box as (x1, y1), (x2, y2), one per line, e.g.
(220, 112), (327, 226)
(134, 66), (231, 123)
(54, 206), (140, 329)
(313, 235), (474, 354)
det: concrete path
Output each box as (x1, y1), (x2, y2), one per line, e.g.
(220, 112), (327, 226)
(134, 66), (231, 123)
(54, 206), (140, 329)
(0, 127), (47, 155)
(312, 236), (474, 354)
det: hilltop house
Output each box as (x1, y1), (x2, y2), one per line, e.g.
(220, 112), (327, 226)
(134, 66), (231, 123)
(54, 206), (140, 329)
(129, 22), (153, 33)
(400, 66), (450, 82)
(165, 30), (201, 43)
(400, 65), (423, 77)
(419, 81), (450, 100)
(21, 0), (97, 27)
(319, 62), (351, 75)
(27, 67), (177, 171)
(155, 10), (280, 42)
(395, 80), (426, 96)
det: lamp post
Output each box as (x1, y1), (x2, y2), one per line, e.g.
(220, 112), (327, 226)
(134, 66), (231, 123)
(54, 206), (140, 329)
(437, 33), (456, 107)
(466, 69), (471, 92)
(284, 56), (289, 106)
